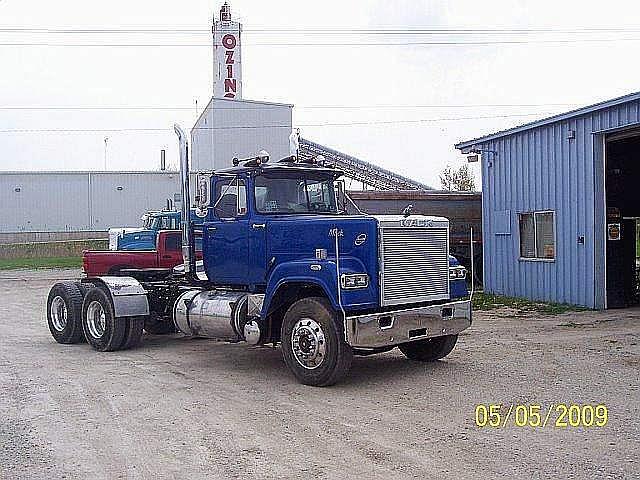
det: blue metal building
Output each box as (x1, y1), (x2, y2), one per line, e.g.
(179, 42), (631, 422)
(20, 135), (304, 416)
(456, 91), (640, 309)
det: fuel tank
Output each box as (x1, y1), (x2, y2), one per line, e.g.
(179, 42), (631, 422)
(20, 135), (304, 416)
(173, 289), (254, 341)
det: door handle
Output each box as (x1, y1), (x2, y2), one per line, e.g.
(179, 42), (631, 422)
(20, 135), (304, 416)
(162, 254), (172, 259)
(252, 223), (266, 229)
(207, 226), (217, 232)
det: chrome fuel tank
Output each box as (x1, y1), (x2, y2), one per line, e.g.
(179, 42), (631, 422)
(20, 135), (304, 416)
(173, 289), (247, 339)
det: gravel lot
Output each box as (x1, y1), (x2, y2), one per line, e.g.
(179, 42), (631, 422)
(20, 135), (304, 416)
(1, 269), (638, 479)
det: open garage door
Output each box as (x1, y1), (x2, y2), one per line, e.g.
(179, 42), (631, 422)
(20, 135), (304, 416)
(605, 130), (640, 308)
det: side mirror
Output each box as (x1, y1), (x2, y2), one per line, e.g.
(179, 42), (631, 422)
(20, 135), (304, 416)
(195, 174), (210, 218)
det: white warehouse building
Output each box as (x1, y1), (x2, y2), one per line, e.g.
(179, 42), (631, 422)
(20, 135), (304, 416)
(0, 171), (182, 242)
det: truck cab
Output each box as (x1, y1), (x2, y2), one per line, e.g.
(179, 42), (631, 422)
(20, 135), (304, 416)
(109, 210), (202, 251)
(199, 159), (468, 310)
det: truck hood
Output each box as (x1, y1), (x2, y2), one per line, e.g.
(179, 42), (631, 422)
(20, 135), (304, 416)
(265, 214), (379, 310)
(267, 214), (377, 259)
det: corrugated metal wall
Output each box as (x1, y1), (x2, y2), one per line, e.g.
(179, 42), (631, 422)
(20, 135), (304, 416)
(474, 98), (640, 308)
(191, 97), (292, 171)
(0, 172), (181, 232)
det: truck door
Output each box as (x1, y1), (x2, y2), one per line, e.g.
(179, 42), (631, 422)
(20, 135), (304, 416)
(158, 231), (182, 268)
(248, 215), (268, 287)
(204, 177), (249, 284)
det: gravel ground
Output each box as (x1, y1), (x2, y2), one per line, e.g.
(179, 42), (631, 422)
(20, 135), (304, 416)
(0, 269), (638, 479)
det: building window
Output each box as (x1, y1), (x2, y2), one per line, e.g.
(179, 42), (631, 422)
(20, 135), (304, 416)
(519, 211), (555, 260)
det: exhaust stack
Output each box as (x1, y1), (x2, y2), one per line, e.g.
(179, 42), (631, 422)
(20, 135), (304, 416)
(174, 124), (197, 281)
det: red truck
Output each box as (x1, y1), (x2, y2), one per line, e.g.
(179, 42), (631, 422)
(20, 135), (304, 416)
(83, 230), (191, 276)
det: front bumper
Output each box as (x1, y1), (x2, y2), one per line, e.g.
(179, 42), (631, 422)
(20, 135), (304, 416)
(344, 299), (471, 348)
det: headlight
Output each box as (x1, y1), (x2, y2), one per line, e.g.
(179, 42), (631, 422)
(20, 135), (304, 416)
(341, 273), (369, 289)
(449, 266), (467, 280)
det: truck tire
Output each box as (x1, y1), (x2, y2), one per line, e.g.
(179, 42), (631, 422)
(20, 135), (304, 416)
(144, 316), (176, 334)
(119, 316), (145, 350)
(398, 335), (458, 362)
(81, 286), (126, 352)
(76, 282), (93, 298)
(47, 282), (86, 344)
(281, 297), (353, 387)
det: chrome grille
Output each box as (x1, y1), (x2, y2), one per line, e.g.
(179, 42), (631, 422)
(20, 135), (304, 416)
(380, 227), (450, 306)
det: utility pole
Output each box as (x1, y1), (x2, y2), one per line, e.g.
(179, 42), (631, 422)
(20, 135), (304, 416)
(103, 136), (109, 170)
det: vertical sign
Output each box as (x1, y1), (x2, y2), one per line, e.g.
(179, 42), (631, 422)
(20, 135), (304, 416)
(213, 7), (242, 99)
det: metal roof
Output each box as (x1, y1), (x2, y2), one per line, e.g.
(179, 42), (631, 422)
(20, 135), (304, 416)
(455, 90), (640, 150)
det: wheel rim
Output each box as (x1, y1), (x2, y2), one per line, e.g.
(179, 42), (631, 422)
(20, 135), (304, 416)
(86, 300), (107, 339)
(50, 296), (68, 332)
(291, 317), (326, 370)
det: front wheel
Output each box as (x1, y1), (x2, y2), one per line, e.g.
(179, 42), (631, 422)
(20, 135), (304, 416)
(398, 335), (458, 362)
(281, 297), (353, 387)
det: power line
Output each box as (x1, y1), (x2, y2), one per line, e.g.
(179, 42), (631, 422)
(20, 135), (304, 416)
(1, 26), (640, 34)
(0, 112), (553, 133)
(0, 38), (638, 47)
(0, 103), (574, 111)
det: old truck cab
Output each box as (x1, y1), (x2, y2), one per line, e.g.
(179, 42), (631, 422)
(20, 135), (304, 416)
(109, 210), (203, 251)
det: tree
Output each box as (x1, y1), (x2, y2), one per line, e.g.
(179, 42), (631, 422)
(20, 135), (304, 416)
(440, 164), (476, 191)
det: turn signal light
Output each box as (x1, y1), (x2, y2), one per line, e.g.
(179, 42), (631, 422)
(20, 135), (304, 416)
(449, 266), (467, 280)
(341, 273), (369, 289)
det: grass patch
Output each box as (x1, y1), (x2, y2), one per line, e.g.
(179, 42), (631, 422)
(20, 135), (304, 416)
(472, 292), (589, 315)
(0, 256), (82, 270)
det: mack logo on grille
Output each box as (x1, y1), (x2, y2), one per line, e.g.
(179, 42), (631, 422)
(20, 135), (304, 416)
(400, 218), (434, 228)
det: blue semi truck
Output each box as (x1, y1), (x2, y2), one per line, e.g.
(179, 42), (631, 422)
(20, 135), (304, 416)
(46, 125), (472, 386)
(109, 210), (204, 250)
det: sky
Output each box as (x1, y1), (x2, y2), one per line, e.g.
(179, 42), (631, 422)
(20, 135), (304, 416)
(1, 0), (640, 189)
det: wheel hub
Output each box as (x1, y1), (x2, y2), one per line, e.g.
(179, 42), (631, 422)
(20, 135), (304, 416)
(50, 296), (68, 332)
(86, 300), (106, 339)
(291, 318), (326, 370)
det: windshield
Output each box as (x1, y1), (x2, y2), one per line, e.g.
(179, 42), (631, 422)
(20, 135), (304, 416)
(142, 214), (179, 230)
(142, 214), (156, 229)
(255, 174), (338, 214)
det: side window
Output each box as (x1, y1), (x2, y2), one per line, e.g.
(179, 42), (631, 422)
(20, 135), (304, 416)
(214, 178), (247, 219)
(164, 233), (181, 252)
(519, 213), (536, 258)
(519, 211), (555, 260)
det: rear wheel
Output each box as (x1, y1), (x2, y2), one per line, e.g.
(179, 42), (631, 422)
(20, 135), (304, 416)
(281, 297), (353, 387)
(47, 282), (85, 344)
(81, 287), (126, 352)
(75, 282), (93, 298)
(398, 335), (458, 362)
(120, 316), (145, 350)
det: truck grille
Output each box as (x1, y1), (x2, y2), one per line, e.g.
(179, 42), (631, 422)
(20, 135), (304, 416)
(380, 227), (450, 306)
